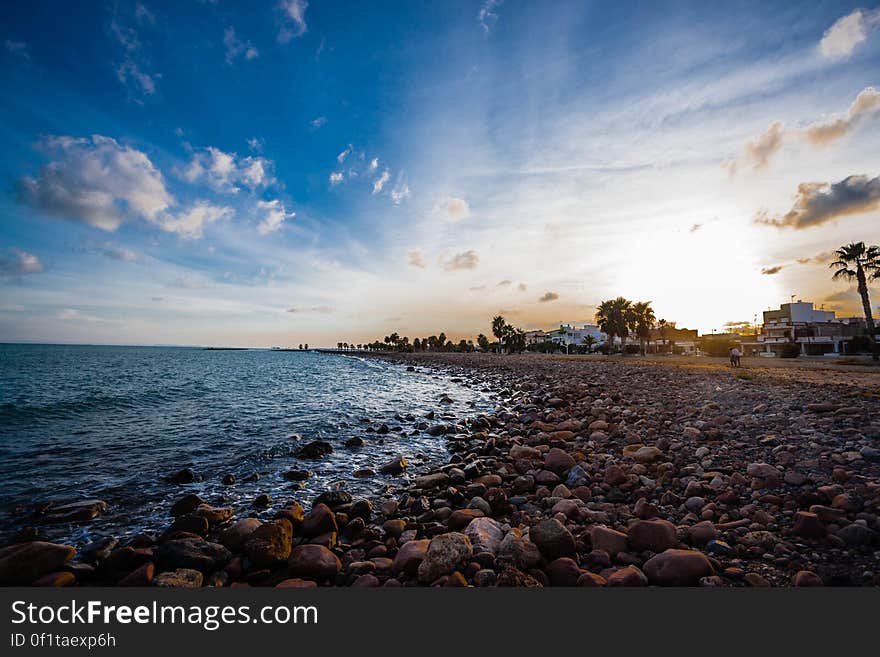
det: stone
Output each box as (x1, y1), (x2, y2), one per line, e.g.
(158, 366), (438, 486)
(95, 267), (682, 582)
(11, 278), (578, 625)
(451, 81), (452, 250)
(0, 541), (76, 586)
(379, 456), (407, 475)
(170, 493), (206, 517)
(33, 571), (76, 587)
(632, 446), (663, 463)
(590, 526), (628, 556)
(497, 566), (543, 587)
(391, 539), (430, 576)
(297, 440), (333, 458)
(157, 539), (231, 573)
(193, 504), (234, 526)
(604, 464), (628, 486)
(288, 545), (341, 580)
(417, 533), (473, 582)
(529, 518), (576, 559)
(545, 557), (582, 586)
(606, 565), (648, 587)
(383, 519), (407, 538)
(276, 578), (317, 588)
(643, 549), (713, 586)
(154, 568), (203, 588)
(792, 570), (823, 587)
(283, 469), (312, 481)
(301, 503), (338, 537)
(577, 572), (607, 587)
(544, 448), (576, 475)
(42, 499), (107, 523)
(498, 529), (542, 570)
(447, 509), (484, 531)
(413, 473), (450, 489)
(463, 517), (504, 554)
(628, 519), (678, 552)
(688, 521), (717, 545)
(167, 468), (197, 484)
(244, 520), (292, 566)
(792, 511), (825, 539)
(835, 524), (877, 546)
(118, 562), (155, 586)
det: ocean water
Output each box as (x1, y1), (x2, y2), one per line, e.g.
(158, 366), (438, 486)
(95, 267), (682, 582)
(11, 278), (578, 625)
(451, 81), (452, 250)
(0, 344), (491, 547)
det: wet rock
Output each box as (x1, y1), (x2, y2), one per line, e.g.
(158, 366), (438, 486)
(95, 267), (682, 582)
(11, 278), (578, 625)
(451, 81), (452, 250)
(463, 517), (504, 554)
(345, 437), (365, 448)
(301, 503), (338, 538)
(171, 493), (206, 517)
(0, 541), (76, 586)
(413, 473), (450, 490)
(288, 545), (341, 581)
(167, 468), (198, 484)
(391, 539), (430, 577)
(154, 568), (203, 588)
(448, 509), (484, 530)
(157, 538), (231, 573)
(33, 571), (76, 587)
(529, 518), (576, 559)
(314, 490), (353, 509)
(643, 549), (713, 586)
(628, 519), (678, 552)
(418, 533), (473, 582)
(194, 504), (234, 526)
(42, 499), (108, 523)
(244, 520), (292, 566)
(118, 562), (155, 586)
(297, 441), (333, 459)
(222, 474), (236, 485)
(284, 469), (312, 481)
(379, 456), (407, 475)
(253, 494), (272, 507)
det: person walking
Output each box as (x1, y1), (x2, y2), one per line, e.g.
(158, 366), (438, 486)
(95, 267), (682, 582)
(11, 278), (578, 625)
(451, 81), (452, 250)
(729, 346), (742, 367)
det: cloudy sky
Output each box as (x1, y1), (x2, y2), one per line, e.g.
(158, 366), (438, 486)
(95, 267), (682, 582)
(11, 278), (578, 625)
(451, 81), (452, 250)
(1, 1), (879, 347)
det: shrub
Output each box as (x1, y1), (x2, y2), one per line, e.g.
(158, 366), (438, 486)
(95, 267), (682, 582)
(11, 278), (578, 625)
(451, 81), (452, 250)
(779, 343), (800, 358)
(845, 336), (872, 354)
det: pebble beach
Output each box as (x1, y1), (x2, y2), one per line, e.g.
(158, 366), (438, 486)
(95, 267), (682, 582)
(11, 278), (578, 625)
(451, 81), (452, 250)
(2, 352), (879, 588)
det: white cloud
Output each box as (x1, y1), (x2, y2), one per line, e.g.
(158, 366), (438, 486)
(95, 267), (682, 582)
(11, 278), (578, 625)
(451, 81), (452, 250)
(329, 171), (344, 185)
(4, 40), (30, 60)
(18, 135), (173, 231)
(0, 248), (44, 276)
(337, 144), (353, 163)
(372, 169), (391, 194)
(819, 9), (880, 60)
(803, 86), (880, 145)
(109, 9), (160, 100)
(247, 137), (264, 152)
(368, 157), (379, 172)
(442, 250), (480, 271)
(407, 248), (426, 268)
(443, 197), (471, 220)
(310, 116), (327, 130)
(256, 199), (295, 235)
(478, 0), (503, 33)
(183, 146), (274, 192)
(158, 202), (232, 239)
(278, 0), (308, 43)
(93, 241), (139, 262)
(223, 27), (259, 64)
(390, 174), (410, 204)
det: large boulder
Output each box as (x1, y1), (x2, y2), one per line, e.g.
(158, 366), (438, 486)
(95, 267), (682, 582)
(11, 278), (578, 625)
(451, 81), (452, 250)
(590, 526), (628, 557)
(417, 533), (473, 582)
(157, 538), (231, 573)
(220, 518), (263, 552)
(288, 545), (341, 581)
(244, 519), (292, 566)
(498, 529), (542, 570)
(529, 519), (576, 560)
(464, 517), (504, 555)
(42, 500), (107, 523)
(300, 503), (338, 537)
(628, 519), (678, 552)
(643, 549), (713, 586)
(391, 539), (430, 577)
(0, 542), (76, 585)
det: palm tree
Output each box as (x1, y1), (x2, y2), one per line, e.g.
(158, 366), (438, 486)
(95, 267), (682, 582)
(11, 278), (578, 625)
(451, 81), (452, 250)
(583, 335), (597, 353)
(830, 242), (880, 360)
(631, 301), (656, 355)
(477, 333), (489, 351)
(491, 315), (507, 353)
(596, 297), (631, 353)
(657, 319), (667, 354)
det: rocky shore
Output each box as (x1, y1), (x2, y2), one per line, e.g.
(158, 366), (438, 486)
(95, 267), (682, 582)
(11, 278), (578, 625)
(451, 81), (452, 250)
(2, 353), (879, 587)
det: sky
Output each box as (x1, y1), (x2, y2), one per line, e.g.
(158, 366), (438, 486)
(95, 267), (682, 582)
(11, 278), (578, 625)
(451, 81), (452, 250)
(1, 0), (879, 347)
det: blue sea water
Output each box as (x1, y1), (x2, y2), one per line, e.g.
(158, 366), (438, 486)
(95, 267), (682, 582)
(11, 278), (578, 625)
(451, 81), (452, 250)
(0, 344), (491, 546)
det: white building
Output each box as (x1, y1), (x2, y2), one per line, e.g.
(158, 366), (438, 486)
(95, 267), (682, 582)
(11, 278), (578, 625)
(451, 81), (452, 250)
(548, 324), (607, 349)
(743, 301), (865, 356)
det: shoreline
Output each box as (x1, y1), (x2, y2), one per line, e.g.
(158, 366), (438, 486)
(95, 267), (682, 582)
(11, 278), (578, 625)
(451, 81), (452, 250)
(2, 352), (878, 587)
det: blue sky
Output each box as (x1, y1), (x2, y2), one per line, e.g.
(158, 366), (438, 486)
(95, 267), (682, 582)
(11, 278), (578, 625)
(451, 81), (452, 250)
(1, 1), (879, 346)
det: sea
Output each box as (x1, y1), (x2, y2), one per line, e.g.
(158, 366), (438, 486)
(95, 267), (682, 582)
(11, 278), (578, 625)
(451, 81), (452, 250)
(0, 344), (492, 547)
